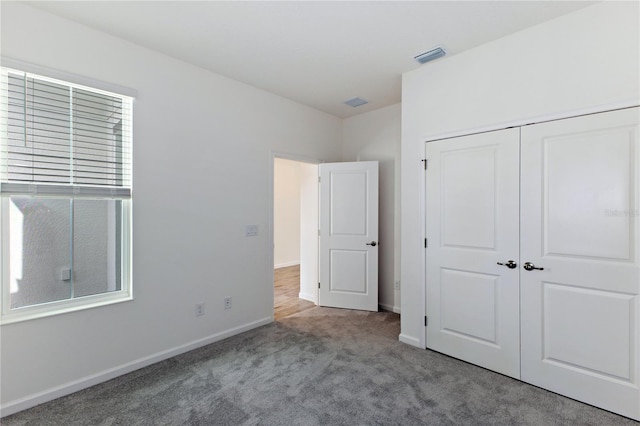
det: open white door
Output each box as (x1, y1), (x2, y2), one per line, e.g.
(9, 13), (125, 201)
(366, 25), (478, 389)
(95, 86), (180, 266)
(319, 161), (378, 311)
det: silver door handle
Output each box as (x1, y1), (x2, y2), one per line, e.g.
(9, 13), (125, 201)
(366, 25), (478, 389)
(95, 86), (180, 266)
(497, 260), (517, 269)
(523, 262), (544, 271)
(366, 241), (378, 247)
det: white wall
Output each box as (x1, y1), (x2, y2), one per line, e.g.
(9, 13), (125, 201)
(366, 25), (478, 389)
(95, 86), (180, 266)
(400, 2), (640, 347)
(342, 103), (401, 313)
(273, 158), (301, 268)
(299, 162), (319, 303)
(0, 2), (342, 413)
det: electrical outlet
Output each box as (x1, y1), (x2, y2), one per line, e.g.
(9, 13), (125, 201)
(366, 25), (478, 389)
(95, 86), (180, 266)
(195, 303), (205, 317)
(394, 280), (400, 290)
(245, 225), (258, 237)
(60, 268), (71, 282)
(224, 297), (232, 310)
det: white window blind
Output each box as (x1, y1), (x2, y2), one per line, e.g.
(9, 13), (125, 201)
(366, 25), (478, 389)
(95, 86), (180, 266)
(1, 68), (132, 197)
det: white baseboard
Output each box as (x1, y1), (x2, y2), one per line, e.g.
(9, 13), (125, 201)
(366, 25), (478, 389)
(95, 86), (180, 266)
(274, 261), (300, 269)
(399, 333), (423, 348)
(378, 303), (401, 314)
(298, 292), (316, 303)
(0, 316), (272, 418)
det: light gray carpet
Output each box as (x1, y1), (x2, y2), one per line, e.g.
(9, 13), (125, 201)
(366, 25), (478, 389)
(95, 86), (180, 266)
(3, 307), (636, 425)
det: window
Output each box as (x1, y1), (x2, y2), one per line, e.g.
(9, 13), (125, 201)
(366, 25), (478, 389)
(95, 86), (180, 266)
(0, 66), (133, 323)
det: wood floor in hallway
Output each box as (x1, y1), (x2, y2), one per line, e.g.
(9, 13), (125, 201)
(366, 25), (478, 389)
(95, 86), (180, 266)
(274, 265), (316, 320)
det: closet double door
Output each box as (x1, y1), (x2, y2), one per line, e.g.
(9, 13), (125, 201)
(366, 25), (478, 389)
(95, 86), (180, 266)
(425, 107), (639, 420)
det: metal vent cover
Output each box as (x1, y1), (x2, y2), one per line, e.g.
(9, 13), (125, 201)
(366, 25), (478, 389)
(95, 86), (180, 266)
(343, 97), (369, 108)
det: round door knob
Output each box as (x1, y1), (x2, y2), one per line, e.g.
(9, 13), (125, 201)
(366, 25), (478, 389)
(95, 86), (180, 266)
(366, 241), (377, 247)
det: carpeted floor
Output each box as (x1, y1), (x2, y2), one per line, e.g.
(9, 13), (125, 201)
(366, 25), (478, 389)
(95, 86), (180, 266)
(2, 307), (636, 425)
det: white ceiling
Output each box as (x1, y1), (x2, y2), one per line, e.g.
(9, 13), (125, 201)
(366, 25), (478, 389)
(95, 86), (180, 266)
(26, 1), (595, 118)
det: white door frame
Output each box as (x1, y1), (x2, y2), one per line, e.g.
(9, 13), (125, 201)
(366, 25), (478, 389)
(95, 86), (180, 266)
(269, 151), (320, 320)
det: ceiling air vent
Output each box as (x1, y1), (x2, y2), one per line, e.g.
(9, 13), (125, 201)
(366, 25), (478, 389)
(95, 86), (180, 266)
(344, 97), (368, 108)
(414, 47), (446, 64)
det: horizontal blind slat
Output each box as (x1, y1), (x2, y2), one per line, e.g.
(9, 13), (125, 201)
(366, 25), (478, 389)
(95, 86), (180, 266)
(0, 182), (131, 198)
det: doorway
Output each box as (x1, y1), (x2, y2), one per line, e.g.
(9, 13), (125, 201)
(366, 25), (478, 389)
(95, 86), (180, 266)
(272, 156), (318, 320)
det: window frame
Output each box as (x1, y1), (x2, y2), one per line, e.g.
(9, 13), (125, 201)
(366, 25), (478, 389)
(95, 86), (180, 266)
(0, 60), (134, 324)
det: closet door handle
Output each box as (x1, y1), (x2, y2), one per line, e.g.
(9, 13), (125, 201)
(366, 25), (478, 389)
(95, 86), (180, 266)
(497, 260), (517, 269)
(523, 262), (544, 271)
(366, 241), (377, 247)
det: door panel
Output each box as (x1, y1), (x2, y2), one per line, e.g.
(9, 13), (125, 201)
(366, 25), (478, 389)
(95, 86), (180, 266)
(329, 172), (368, 235)
(441, 147), (497, 250)
(543, 283), (633, 380)
(330, 250), (367, 293)
(440, 269), (499, 344)
(521, 107), (640, 420)
(543, 128), (632, 260)
(426, 128), (521, 378)
(319, 161), (378, 311)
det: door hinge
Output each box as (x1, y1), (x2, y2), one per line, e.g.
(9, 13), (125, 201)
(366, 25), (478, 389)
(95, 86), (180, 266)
(318, 176), (321, 183)
(424, 316), (428, 326)
(424, 238), (428, 248)
(422, 159), (428, 170)
(318, 282), (321, 289)
(318, 229), (321, 236)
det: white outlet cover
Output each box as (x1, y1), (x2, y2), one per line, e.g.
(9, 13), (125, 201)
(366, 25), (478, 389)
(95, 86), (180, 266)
(195, 303), (205, 316)
(60, 268), (71, 281)
(245, 225), (258, 237)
